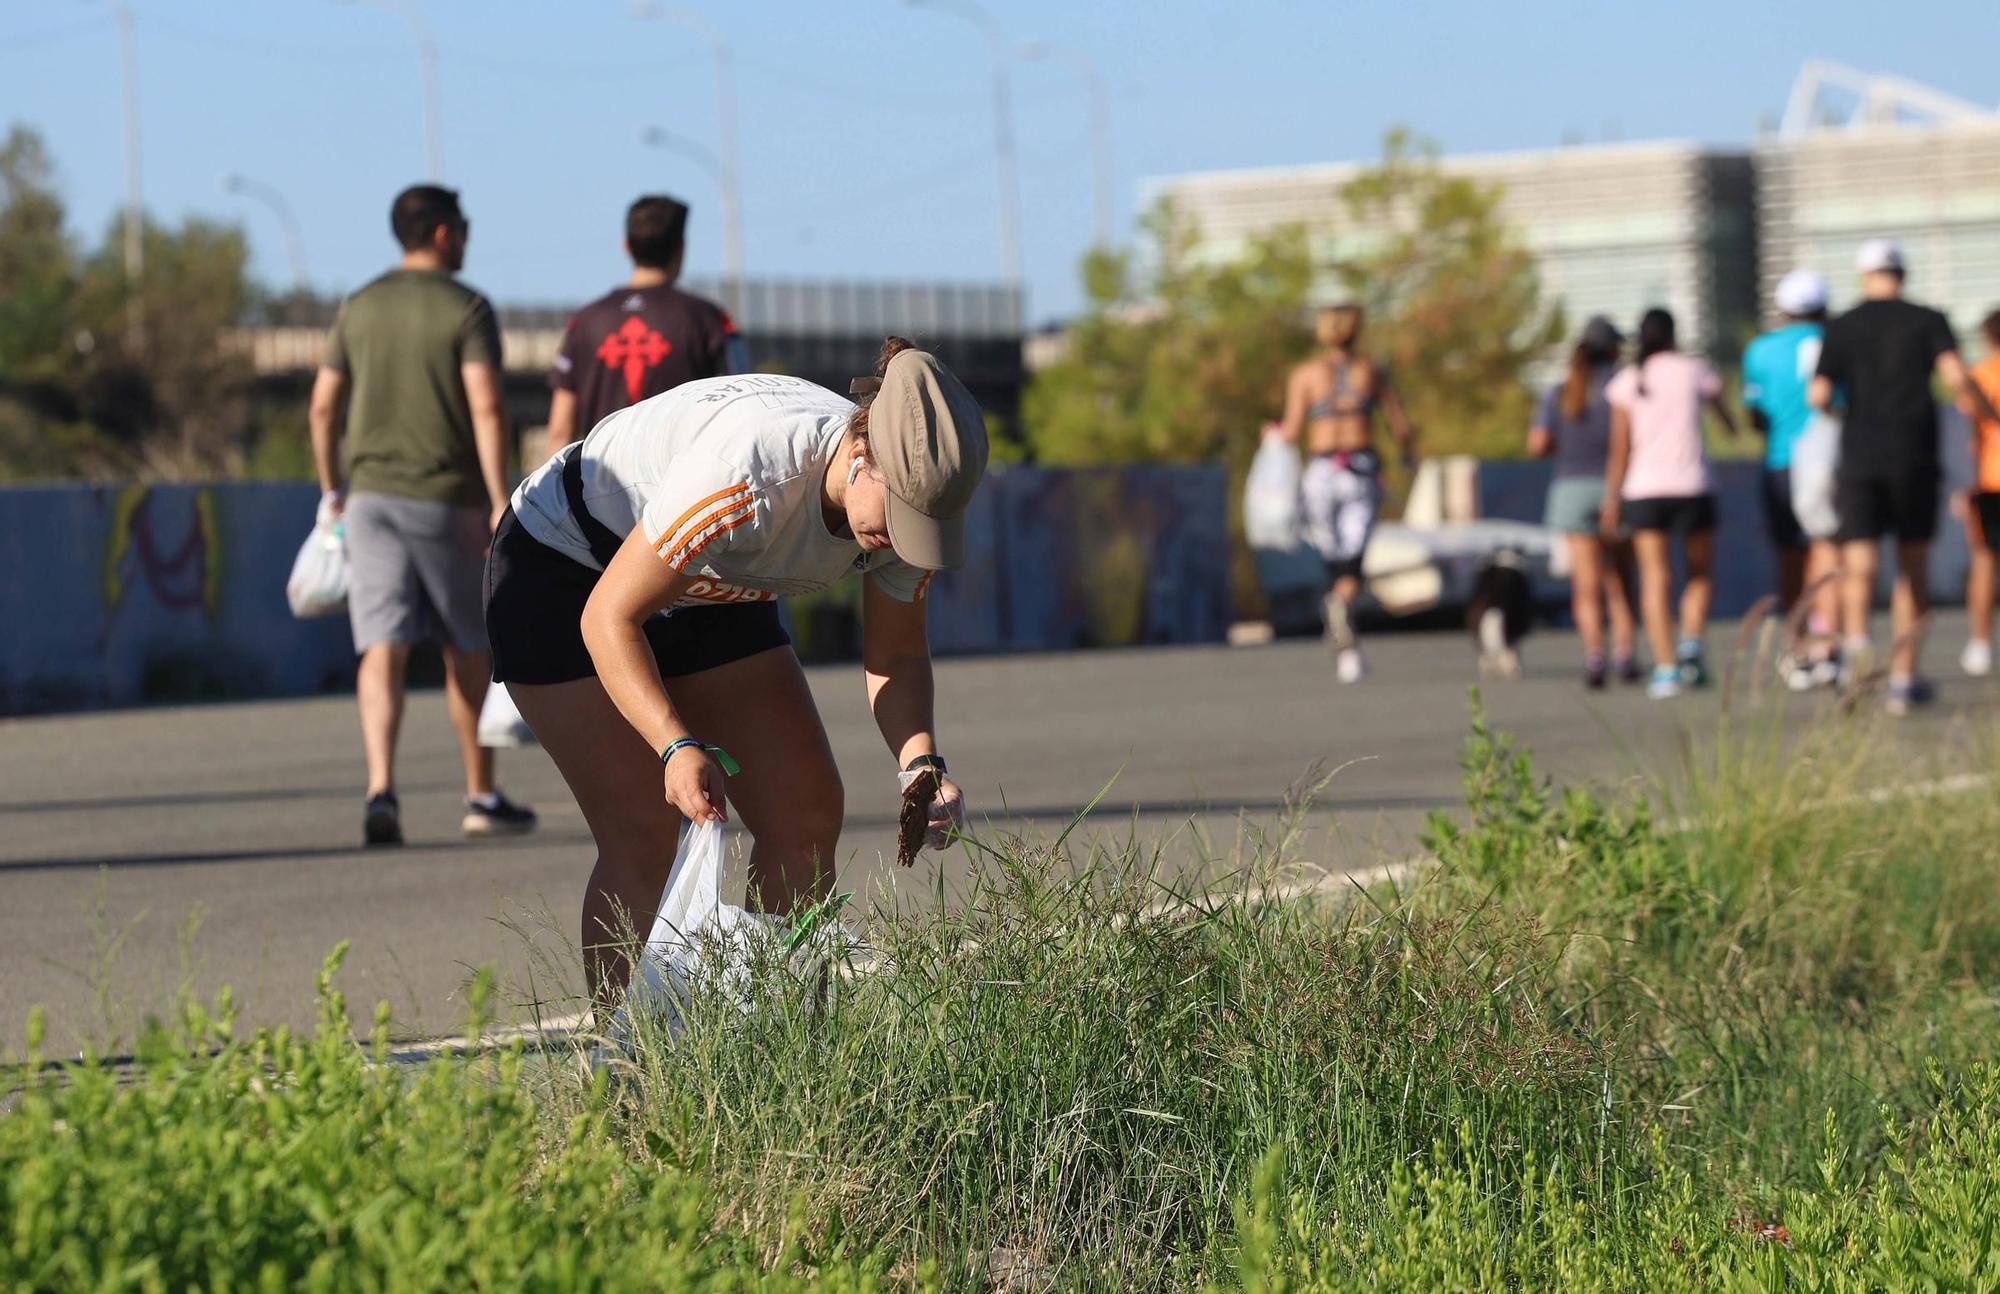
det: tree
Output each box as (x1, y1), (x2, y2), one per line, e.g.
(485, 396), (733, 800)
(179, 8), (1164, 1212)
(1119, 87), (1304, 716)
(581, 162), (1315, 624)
(76, 212), (255, 471)
(1023, 129), (1562, 467)
(0, 123), (257, 480)
(0, 126), (79, 390)
(1330, 130), (1564, 458)
(1023, 202), (1314, 467)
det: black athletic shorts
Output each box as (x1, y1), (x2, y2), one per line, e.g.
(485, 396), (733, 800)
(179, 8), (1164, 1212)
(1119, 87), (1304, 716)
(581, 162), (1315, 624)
(1834, 470), (1939, 545)
(1623, 494), (1716, 535)
(483, 508), (790, 686)
(1760, 469), (1806, 550)
(1973, 492), (2000, 554)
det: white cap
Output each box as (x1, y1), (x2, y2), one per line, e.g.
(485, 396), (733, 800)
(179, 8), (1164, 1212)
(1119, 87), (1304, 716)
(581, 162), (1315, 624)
(1855, 238), (1905, 275)
(1774, 269), (1827, 316)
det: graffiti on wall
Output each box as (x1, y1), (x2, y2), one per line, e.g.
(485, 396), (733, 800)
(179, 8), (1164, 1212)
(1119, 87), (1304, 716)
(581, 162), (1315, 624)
(101, 486), (222, 644)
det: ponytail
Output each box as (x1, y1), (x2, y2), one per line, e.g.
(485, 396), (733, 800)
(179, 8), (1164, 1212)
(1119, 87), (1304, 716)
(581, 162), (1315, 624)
(847, 335), (919, 442)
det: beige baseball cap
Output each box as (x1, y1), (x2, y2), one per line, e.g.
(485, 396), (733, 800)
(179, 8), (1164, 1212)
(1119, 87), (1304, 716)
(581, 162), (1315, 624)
(869, 349), (988, 570)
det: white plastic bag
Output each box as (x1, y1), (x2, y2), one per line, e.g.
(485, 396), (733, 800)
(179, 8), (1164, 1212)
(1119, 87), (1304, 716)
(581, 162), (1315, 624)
(476, 684), (537, 749)
(1790, 413), (1841, 541)
(286, 500), (349, 618)
(1243, 428), (1303, 550)
(608, 820), (769, 1047)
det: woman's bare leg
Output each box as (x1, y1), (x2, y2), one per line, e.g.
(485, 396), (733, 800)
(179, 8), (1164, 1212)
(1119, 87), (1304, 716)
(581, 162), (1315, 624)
(1603, 539), (1638, 660)
(509, 675), (682, 1009)
(1566, 533), (1604, 660)
(1632, 531), (1676, 669)
(1680, 529), (1715, 645)
(664, 646), (845, 916)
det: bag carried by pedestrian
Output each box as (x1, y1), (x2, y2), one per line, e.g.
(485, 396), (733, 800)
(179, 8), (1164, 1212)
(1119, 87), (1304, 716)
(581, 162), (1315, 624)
(476, 684), (537, 748)
(285, 499), (349, 618)
(1789, 412), (1841, 541)
(1244, 426), (1304, 550)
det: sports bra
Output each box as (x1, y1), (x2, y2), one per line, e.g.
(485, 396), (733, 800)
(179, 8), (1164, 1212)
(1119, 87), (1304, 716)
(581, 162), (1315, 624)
(1305, 357), (1375, 421)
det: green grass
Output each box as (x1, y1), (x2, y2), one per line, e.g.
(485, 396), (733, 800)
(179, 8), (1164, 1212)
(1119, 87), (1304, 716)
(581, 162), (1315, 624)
(6, 697), (2000, 1289)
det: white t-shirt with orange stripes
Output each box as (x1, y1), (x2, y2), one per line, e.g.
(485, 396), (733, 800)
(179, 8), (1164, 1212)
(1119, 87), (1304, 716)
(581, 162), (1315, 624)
(511, 373), (931, 607)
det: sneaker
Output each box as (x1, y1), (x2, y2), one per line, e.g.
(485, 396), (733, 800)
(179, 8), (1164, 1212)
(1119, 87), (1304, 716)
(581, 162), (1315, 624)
(1646, 665), (1684, 700)
(1583, 656), (1608, 690)
(1961, 639), (1993, 678)
(1678, 655), (1710, 689)
(1335, 648), (1367, 684)
(463, 791), (538, 838)
(1885, 676), (1935, 718)
(1807, 652), (1842, 690)
(364, 791), (403, 847)
(1322, 591), (1355, 654)
(1614, 655), (1643, 685)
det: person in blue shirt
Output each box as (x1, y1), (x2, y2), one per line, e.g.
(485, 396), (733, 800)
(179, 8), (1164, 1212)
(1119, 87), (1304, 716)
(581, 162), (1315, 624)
(1742, 269), (1836, 687)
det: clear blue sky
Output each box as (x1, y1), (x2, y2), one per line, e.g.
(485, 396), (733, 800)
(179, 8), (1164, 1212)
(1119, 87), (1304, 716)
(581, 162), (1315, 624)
(4, 1), (1995, 325)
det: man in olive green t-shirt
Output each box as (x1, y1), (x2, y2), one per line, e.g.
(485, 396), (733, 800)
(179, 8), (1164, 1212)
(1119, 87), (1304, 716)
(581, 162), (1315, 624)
(309, 184), (536, 847)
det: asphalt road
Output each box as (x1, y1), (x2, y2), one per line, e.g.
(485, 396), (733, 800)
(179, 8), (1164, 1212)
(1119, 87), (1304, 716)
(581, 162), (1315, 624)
(4, 612), (1992, 1052)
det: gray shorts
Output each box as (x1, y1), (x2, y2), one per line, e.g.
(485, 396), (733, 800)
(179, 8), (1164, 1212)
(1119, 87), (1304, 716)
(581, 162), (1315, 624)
(344, 492), (489, 654)
(1543, 476), (1607, 534)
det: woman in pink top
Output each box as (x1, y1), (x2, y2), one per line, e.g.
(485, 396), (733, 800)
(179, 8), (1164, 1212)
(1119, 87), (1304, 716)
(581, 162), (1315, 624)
(1601, 308), (1739, 698)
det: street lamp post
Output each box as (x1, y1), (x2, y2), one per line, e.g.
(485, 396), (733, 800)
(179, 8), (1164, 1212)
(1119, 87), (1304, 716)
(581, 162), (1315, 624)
(639, 126), (725, 187)
(1021, 40), (1112, 249)
(335, 0), (444, 179)
(222, 174), (311, 291)
(905, 0), (1024, 291)
(631, 2), (744, 318)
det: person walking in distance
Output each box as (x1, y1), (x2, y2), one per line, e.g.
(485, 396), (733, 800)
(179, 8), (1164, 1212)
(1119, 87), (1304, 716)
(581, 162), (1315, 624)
(1528, 316), (1639, 689)
(1742, 269), (1841, 688)
(1953, 310), (2000, 677)
(309, 185), (536, 845)
(1601, 308), (1741, 700)
(543, 195), (743, 461)
(1277, 304), (1416, 683)
(1809, 240), (2000, 715)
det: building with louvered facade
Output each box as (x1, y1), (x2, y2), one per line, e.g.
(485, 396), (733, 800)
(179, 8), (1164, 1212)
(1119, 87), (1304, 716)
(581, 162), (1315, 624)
(1757, 121), (2000, 341)
(1145, 140), (1759, 366)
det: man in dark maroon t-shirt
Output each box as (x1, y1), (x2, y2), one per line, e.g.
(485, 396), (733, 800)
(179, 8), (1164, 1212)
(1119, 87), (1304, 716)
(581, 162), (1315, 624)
(543, 195), (742, 459)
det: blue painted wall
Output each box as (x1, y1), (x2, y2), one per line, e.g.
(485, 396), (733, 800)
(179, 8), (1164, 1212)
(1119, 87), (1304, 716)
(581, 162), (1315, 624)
(0, 466), (1231, 715)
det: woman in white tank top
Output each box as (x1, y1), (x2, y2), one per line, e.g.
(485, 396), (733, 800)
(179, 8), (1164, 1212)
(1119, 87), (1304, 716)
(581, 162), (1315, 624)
(485, 338), (987, 1009)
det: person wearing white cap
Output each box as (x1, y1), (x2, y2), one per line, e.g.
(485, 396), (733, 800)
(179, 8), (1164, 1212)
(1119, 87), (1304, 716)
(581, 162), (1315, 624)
(1742, 268), (1838, 688)
(483, 336), (987, 1006)
(1809, 239), (2000, 713)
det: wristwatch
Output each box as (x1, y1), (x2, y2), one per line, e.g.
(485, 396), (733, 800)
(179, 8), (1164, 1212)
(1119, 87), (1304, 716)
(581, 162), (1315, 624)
(902, 753), (948, 776)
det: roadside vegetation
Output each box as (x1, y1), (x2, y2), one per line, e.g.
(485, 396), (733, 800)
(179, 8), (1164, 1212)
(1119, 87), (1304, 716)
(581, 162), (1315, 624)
(7, 701), (2000, 1290)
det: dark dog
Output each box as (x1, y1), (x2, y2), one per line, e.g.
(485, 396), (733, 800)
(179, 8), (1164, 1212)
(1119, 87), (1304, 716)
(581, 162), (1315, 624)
(1466, 553), (1533, 680)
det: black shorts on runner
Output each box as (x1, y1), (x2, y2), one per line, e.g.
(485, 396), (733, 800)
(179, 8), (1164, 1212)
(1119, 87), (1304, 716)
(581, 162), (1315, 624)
(1760, 469), (1806, 550)
(483, 507), (790, 686)
(1834, 471), (1939, 545)
(1623, 494), (1716, 535)
(1974, 493), (2000, 554)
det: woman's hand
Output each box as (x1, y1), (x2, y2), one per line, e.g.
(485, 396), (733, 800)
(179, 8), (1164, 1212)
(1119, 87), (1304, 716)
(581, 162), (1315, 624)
(928, 776), (966, 849)
(897, 769), (966, 850)
(664, 747), (728, 824)
(1599, 500), (1623, 541)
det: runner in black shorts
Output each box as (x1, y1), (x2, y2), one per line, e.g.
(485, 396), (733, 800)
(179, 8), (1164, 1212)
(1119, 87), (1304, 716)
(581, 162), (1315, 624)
(1811, 239), (2000, 713)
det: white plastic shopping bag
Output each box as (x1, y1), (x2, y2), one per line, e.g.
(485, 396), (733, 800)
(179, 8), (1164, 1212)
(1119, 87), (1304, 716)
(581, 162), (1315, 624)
(476, 684), (537, 749)
(606, 819), (770, 1048)
(1243, 427), (1303, 550)
(285, 498), (349, 618)
(600, 817), (861, 1059)
(1789, 413), (1841, 541)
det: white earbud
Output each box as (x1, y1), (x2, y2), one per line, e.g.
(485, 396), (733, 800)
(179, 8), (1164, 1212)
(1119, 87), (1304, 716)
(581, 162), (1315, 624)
(847, 455), (867, 486)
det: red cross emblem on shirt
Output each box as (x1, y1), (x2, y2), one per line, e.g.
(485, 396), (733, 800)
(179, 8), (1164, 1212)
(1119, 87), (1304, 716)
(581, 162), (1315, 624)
(595, 316), (673, 403)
